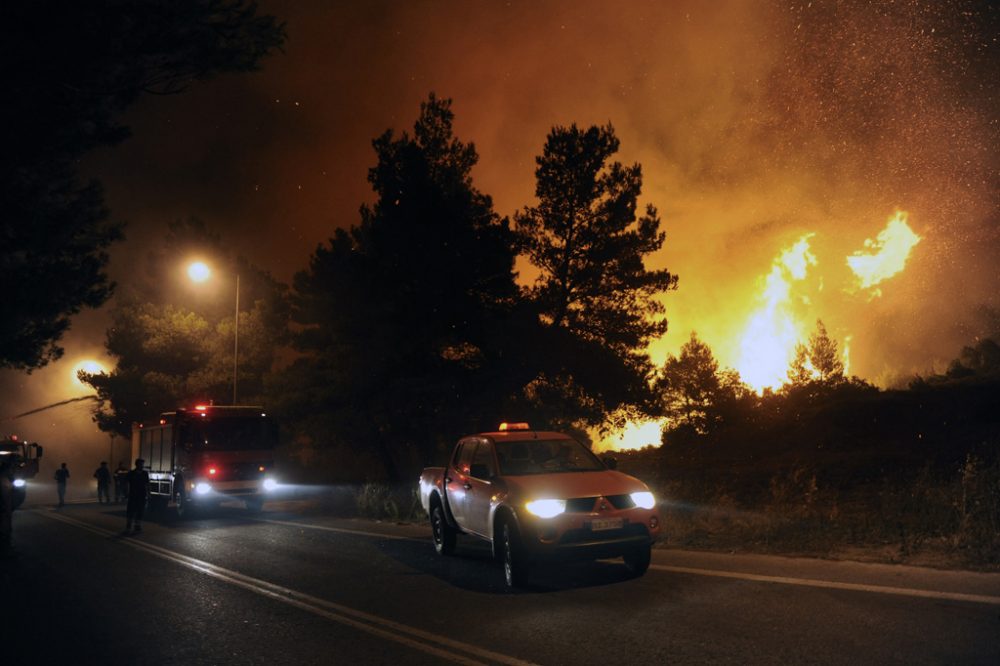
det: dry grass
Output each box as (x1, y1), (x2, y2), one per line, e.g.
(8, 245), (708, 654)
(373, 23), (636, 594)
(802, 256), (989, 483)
(653, 456), (1000, 569)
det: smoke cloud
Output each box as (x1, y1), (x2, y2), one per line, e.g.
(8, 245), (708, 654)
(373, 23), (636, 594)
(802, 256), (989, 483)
(3, 1), (996, 434)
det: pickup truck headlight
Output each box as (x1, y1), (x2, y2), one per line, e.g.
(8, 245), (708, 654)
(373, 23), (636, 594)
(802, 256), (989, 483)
(13, 478), (26, 488)
(525, 499), (566, 519)
(262, 478), (278, 492)
(630, 491), (655, 509)
(195, 482), (212, 495)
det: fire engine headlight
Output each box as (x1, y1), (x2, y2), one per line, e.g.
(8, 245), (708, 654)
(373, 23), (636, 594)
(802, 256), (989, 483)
(13, 479), (26, 488)
(630, 491), (656, 509)
(195, 482), (212, 495)
(262, 478), (278, 492)
(525, 499), (566, 519)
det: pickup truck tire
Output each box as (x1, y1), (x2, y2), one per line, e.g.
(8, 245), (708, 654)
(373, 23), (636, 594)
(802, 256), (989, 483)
(501, 521), (529, 589)
(623, 544), (652, 577)
(431, 504), (456, 555)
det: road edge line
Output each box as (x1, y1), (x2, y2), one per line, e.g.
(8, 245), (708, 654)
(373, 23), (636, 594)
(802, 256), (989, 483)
(650, 564), (1000, 606)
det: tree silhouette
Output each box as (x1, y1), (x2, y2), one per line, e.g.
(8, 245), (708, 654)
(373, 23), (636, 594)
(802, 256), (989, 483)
(81, 219), (289, 436)
(787, 320), (845, 386)
(284, 95), (520, 481)
(514, 123), (678, 426)
(948, 338), (1000, 379)
(1, 1), (284, 370)
(656, 332), (750, 436)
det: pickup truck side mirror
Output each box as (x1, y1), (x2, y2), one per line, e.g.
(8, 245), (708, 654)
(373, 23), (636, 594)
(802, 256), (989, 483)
(602, 456), (617, 470)
(35, 445), (43, 458)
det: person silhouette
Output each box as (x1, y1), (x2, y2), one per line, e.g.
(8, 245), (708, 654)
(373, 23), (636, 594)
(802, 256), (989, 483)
(124, 458), (150, 534)
(0, 458), (13, 557)
(94, 461), (112, 504)
(54, 463), (70, 507)
(114, 462), (128, 503)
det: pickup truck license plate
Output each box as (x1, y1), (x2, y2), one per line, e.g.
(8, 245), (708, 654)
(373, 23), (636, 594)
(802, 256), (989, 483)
(590, 518), (624, 531)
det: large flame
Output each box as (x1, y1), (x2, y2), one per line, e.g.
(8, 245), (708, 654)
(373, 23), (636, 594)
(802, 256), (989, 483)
(593, 420), (663, 453)
(733, 234), (816, 391)
(598, 211), (921, 451)
(846, 211), (921, 295)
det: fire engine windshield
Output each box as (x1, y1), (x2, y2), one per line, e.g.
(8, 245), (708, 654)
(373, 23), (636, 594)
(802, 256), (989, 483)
(178, 416), (277, 451)
(495, 439), (605, 475)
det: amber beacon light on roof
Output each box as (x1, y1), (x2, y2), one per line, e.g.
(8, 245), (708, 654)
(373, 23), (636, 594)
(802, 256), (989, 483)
(498, 422), (531, 431)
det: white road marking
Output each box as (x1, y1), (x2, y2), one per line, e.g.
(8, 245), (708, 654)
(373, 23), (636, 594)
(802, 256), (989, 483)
(259, 517), (1000, 606)
(38, 510), (538, 666)
(650, 564), (1000, 606)
(256, 517), (415, 540)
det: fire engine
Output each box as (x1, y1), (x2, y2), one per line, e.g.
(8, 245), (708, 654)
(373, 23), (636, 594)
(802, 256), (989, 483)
(0, 435), (43, 509)
(132, 405), (279, 516)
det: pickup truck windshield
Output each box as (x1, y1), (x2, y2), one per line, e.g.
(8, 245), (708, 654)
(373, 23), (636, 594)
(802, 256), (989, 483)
(495, 439), (604, 475)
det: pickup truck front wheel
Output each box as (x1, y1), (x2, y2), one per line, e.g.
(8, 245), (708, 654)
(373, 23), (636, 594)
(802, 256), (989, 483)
(501, 522), (529, 589)
(431, 504), (456, 556)
(623, 544), (651, 577)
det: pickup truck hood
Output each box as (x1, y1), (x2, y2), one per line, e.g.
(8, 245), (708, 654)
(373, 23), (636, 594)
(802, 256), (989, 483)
(502, 470), (648, 501)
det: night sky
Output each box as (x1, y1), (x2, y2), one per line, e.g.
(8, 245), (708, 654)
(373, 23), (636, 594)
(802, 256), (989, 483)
(2, 1), (997, 464)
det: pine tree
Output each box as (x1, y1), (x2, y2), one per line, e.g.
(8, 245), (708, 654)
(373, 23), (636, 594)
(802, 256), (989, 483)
(787, 320), (845, 385)
(514, 123), (678, 426)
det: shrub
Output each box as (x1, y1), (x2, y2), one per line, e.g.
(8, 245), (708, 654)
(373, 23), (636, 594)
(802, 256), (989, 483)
(355, 482), (427, 521)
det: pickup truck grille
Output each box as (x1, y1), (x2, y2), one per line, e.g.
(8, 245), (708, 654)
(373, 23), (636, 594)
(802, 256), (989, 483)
(564, 494), (637, 513)
(558, 522), (650, 545)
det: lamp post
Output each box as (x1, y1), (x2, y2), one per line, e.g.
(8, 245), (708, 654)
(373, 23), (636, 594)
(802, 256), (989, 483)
(232, 273), (240, 405)
(187, 261), (240, 405)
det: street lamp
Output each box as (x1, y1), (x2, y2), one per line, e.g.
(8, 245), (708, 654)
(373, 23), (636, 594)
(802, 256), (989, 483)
(187, 261), (240, 405)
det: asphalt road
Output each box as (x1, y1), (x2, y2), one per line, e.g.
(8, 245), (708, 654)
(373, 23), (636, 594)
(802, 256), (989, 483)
(3, 501), (998, 665)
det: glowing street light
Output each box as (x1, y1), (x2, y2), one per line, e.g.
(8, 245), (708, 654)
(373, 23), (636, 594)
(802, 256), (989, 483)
(186, 261), (241, 404)
(187, 261), (211, 283)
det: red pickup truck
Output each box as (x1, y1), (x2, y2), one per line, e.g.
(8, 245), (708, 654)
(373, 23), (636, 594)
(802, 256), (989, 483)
(419, 423), (661, 588)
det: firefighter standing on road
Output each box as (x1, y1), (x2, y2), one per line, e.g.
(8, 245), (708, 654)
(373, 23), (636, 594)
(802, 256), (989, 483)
(124, 458), (150, 534)
(94, 461), (112, 504)
(0, 458), (13, 557)
(54, 463), (70, 507)
(114, 461), (128, 503)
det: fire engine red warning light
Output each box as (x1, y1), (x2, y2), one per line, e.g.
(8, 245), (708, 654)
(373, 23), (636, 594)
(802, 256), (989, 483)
(499, 422), (530, 431)
(208, 467), (218, 476)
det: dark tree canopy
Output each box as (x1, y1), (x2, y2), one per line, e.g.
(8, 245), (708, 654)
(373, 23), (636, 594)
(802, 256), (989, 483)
(514, 123), (678, 426)
(81, 219), (289, 436)
(1, 0), (285, 370)
(515, 123), (677, 351)
(285, 95), (520, 481)
(655, 332), (750, 436)
(947, 338), (1000, 379)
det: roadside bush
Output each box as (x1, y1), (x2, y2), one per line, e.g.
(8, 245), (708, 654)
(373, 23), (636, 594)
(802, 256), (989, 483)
(954, 455), (1000, 562)
(652, 457), (1000, 568)
(355, 482), (426, 522)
